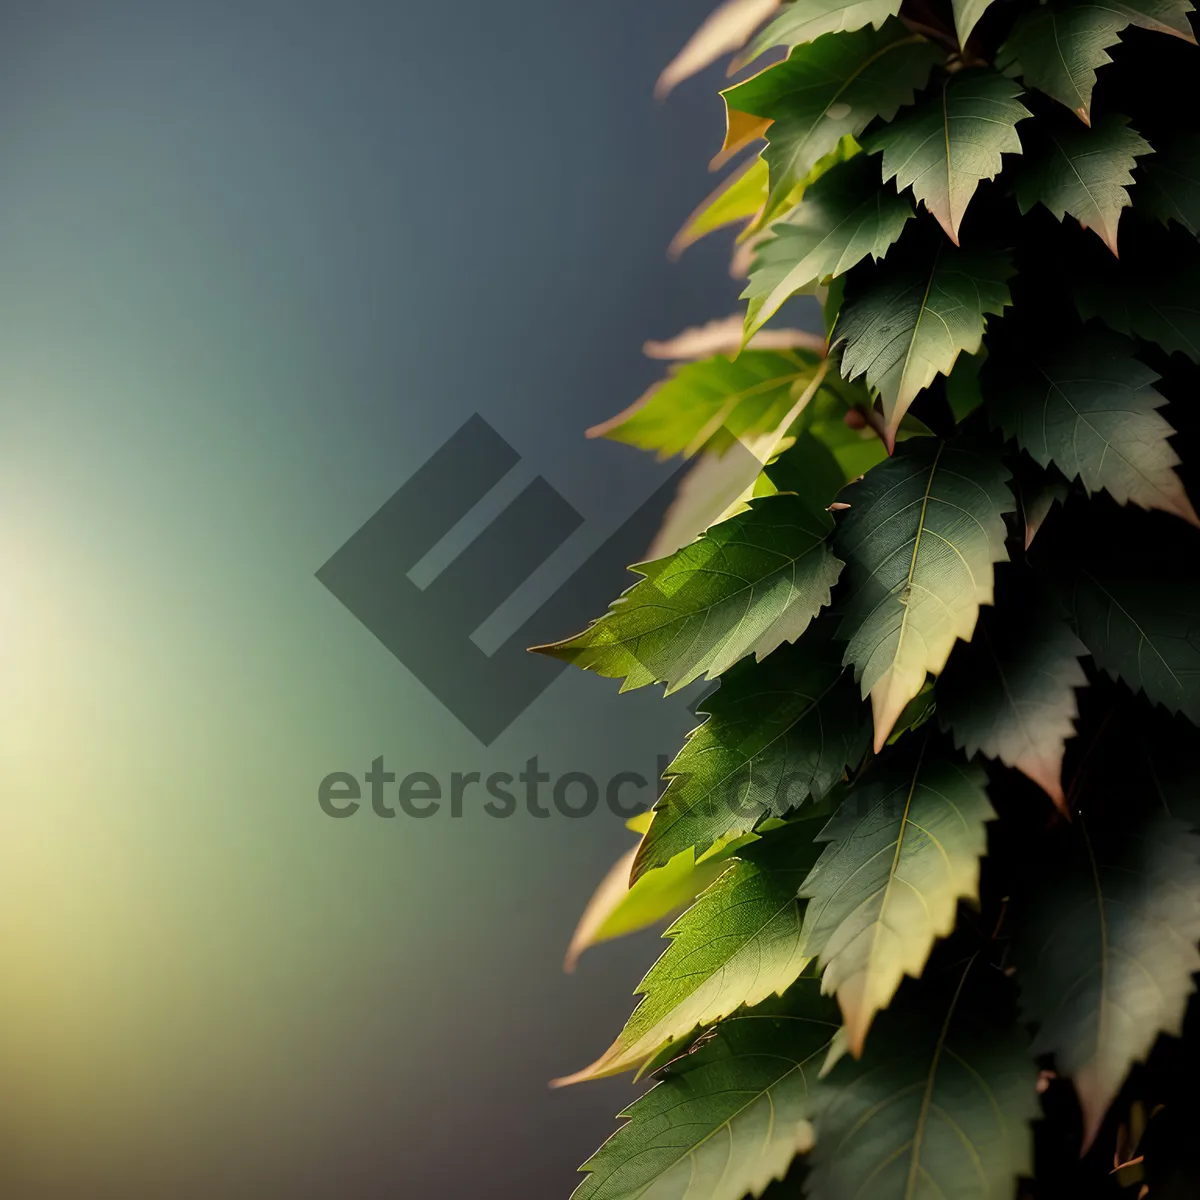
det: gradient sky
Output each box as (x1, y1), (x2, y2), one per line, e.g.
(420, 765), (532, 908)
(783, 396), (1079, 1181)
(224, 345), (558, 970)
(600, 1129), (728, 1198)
(0, 2), (811, 1195)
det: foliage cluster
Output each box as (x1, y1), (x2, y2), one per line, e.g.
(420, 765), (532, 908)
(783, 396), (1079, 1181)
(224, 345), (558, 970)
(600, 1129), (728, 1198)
(538, 0), (1200, 1195)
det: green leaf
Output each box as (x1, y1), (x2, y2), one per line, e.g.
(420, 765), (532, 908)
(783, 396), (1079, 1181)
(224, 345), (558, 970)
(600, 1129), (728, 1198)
(743, 156), (913, 338)
(866, 69), (1030, 243)
(1016, 112), (1152, 254)
(1137, 130), (1200, 235)
(565, 840), (732, 972)
(938, 599), (1087, 809)
(535, 492), (843, 694)
(741, 0), (903, 63)
(836, 437), (1014, 749)
(835, 241), (1014, 445)
(808, 958), (1038, 1199)
(796, 741), (994, 1053)
(997, 0), (1196, 124)
(1017, 815), (1200, 1148)
(556, 821), (825, 1083)
(571, 985), (840, 1200)
(1069, 550), (1200, 724)
(953, 0), (996, 46)
(670, 156), (768, 258)
(588, 350), (818, 461)
(634, 623), (870, 881)
(986, 330), (1199, 526)
(1073, 225), (1200, 361)
(722, 23), (942, 221)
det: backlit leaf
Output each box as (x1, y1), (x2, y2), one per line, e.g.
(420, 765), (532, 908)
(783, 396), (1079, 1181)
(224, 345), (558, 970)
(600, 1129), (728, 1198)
(535, 492), (842, 694)
(953, 0), (996, 46)
(836, 437), (1014, 749)
(571, 985), (840, 1200)
(796, 741), (994, 1053)
(565, 841), (731, 972)
(670, 157), (769, 258)
(588, 350), (822, 461)
(556, 821), (825, 1083)
(867, 69), (1030, 243)
(656, 0), (779, 99)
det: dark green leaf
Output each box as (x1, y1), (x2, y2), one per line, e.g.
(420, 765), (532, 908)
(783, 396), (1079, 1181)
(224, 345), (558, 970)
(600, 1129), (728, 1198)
(939, 600), (1087, 808)
(1073, 225), (1200, 361)
(986, 330), (1198, 525)
(1137, 129), (1200, 235)
(1070, 551), (1200, 723)
(998, 0), (1196, 124)
(1017, 815), (1200, 1148)
(808, 958), (1037, 1199)
(1015, 112), (1152, 254)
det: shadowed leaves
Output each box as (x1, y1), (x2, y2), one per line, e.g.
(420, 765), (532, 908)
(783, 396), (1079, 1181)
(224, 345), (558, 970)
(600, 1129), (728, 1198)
(1137, 129), (1200, 235)
(939, 597), (1087, 809)
(986, 329), (1198, 526)
(1016, 814), (1200, 1149)
(1015, 112), (1153, 254)
(1069, 545), (1200, 724)
(998, 0), (1196, 123)
(807, 958), (1038, 1200)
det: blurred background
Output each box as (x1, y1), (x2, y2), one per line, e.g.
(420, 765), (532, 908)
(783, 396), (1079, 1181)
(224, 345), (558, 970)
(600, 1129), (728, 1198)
(0, 1), (810, 1195)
